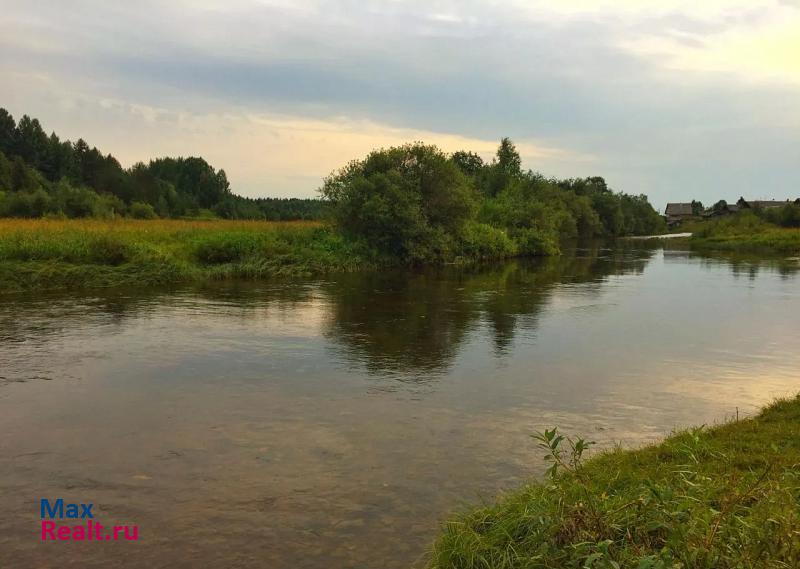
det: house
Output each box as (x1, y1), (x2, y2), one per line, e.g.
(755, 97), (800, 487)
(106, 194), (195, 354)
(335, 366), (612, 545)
(737, 198), (793, 210)
(750, 200), (791, 209)
(664, 203), (694, 226)
(703, 202), (739, 218)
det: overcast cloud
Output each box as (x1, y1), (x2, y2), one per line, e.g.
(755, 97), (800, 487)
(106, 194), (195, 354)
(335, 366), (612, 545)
(1, 0), (798, 207)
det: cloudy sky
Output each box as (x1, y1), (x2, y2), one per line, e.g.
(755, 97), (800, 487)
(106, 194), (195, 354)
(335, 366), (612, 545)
(1, 0), (798, 209)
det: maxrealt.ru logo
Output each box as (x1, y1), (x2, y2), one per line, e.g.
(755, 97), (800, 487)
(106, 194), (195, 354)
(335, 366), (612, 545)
(40, 499), (139, 541)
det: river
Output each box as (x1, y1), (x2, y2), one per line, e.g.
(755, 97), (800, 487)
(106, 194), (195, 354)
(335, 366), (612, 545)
(1, 243), (799, 568)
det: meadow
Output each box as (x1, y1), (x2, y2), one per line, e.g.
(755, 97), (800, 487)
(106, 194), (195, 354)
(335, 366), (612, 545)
(0, 218), (369, 292)
(429, 395), (800, 569)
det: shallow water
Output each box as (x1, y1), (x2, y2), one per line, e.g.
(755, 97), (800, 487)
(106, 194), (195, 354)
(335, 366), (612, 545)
(1, 245), (799, 568)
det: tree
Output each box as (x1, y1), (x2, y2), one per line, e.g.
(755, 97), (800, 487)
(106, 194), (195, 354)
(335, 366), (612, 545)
(321, 143), (477, 260)
(496, 137), (521, 176)
(691, 200), (704, 216)
(451, 151), (484, 177)
(712, 200), (728, 214)
(483, 138), (523, 197)
(14, 115), (49, 169)
(0, 108), (15, 156)
(11, 156), (40, 192)
(0, 151), (11, 190)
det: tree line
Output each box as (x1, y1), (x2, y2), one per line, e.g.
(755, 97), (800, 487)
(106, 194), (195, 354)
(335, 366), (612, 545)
(0, 108), (323, 220)
(0, 108), (666, 261)
(322, 140), (665, 261)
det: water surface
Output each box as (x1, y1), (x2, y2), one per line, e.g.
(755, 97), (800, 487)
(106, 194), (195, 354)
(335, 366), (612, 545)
(1, 245), (799, 568)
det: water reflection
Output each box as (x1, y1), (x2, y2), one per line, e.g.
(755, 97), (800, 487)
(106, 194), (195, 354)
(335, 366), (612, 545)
(1, 245), (799, 569)
(1, 246), (657, 384)
(324, 247), (654, 375)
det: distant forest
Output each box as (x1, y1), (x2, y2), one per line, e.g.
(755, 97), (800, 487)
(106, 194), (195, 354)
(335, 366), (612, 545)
(0, 108), (324, 220)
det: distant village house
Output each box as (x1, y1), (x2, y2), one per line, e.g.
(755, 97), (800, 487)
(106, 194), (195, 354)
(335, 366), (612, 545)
(664, 203), (694, 226)
(667, 198), (799, 226)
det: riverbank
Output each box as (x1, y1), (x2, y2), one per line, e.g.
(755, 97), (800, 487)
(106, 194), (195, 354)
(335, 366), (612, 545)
(687, 213), (800, 255)
(429, 395), (800, 568)
(0, 219), (372, 292)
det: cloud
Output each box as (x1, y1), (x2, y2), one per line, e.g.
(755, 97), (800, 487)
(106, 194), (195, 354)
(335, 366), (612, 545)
(0, 0), (798, 205)
(0, 80), (582, 198)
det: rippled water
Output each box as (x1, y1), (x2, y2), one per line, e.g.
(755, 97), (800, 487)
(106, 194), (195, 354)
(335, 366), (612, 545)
(1, 245), (799, 568)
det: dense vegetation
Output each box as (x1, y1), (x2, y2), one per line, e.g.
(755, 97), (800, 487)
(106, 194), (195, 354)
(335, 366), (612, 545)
(429, 395), (800, 569)
(322, 140), (665, 262)
(0, 108), (324, 220)
(0, 108), (669, 290)
(690, 210), (800, 254)
(0, 219), (365, 292)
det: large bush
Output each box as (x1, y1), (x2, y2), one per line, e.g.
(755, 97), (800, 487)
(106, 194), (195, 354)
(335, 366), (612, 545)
(321, 143), (477, 261)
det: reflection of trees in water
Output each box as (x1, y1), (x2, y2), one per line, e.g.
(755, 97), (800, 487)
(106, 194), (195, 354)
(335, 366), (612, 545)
(0, 281), (319, 347)
(659, 240), (800, 281)
(323, 245), (655, 376)
(0, 247), (657, 379)
(4, 244), (795, 380)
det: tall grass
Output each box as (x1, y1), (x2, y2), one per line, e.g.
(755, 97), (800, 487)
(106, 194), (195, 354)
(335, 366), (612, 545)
(429, 395), (800, 569)
(0, 219), (369, 291)
(690, 213), (800, 255)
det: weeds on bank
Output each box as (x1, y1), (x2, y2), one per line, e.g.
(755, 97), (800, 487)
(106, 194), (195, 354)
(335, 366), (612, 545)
(0, 218), (366, 291)
(690, 213), (800, 255)
(429, 396), (800, 569)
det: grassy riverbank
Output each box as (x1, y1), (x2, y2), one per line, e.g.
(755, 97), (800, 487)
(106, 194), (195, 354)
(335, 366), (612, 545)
(429, 395), (800, 568)
(689, 212), (800, 255)
(0, 219), (372, 292)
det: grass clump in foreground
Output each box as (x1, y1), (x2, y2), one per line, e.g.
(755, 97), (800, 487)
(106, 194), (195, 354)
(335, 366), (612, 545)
(0, 218), (370, 292)
(429, 395), (800, 569)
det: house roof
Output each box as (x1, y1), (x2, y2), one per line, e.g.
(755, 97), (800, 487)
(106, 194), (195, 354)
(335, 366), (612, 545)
(665, 203), (693, 216)
(750, 200), (789, 209)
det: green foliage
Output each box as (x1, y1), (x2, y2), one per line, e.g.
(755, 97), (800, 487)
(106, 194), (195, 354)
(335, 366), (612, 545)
(322, 143), (478, 262)
(3, 188), (51, 217)
(451, 151), (485, 177)
(0, 108), (324, 221)
(458, 222), (518, 259)
(0, 219), (370, 291)
(761, 203), (800, 228)
(0, 107), (665, 264)
(194, 232), (261, 264)
(129, 201), (158, 219)
(429, 395), (800, 569)
(691, 210), (800, 254)
(323, 139), (663, 263)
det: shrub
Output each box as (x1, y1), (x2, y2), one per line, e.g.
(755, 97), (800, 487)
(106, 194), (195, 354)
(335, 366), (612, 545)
(458, 222), (517, 259)
(778, 203), (800, 228)
(129, 201), (158, 219)
(321, 143), (477, 262)
(4, 189), (51, 217)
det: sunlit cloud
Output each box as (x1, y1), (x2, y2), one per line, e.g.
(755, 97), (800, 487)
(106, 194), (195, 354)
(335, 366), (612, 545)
(620, 4), (800, 85)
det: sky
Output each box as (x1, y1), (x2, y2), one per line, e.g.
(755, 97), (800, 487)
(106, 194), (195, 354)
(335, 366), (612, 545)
(1, 0), (798, 210)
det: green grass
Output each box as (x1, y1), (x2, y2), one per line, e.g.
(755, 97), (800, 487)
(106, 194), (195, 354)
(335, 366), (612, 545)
(429, 395), (800, 569)
(0, 219), (372, 292)
(0, 217), (544, 293)
(689, 213), (800, 255)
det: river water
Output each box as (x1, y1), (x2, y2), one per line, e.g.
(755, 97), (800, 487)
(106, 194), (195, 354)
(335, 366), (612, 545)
(1, 244), (799, 568)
